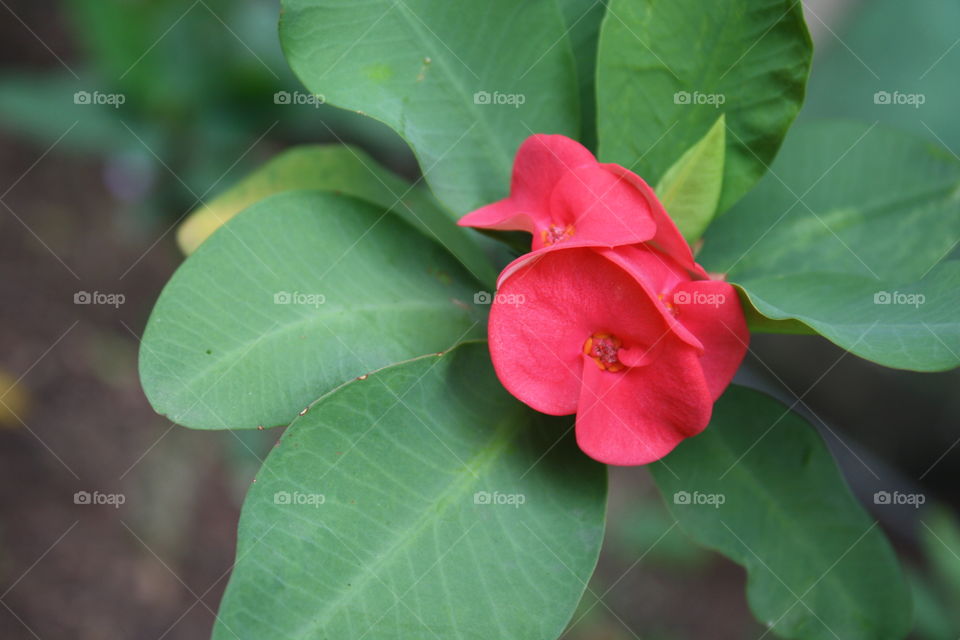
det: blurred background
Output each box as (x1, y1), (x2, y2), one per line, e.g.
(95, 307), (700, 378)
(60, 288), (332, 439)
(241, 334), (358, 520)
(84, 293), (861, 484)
(0, 1), (957, 638)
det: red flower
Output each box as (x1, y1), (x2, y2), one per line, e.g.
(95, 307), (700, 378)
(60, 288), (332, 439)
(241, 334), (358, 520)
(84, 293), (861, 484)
(488, 246), (748, 465)
(458, 134), (699, 272)
(459, 134), (749, 465)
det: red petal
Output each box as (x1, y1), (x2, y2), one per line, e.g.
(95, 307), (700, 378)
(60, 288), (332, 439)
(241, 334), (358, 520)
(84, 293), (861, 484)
(458, 134), (594, 232)
(604, 164), (705, 277)
(575, 344), (712, 465)
(597, 245), (704, 351)
(539, 165), (657, 250)
(457, 199), (536, 232)
(511, 134), (596, 199)
(671, 280), (749, 399)
(488, 248), (672, 416)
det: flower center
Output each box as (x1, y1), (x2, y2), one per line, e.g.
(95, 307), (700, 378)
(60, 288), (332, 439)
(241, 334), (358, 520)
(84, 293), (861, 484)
(583, 333), (624, 372)
(541, 224), (575, 246)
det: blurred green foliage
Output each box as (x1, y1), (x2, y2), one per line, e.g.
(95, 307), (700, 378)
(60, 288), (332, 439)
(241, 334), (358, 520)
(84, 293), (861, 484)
(802, 0), (960, 152)
(0, 0), (410, 222)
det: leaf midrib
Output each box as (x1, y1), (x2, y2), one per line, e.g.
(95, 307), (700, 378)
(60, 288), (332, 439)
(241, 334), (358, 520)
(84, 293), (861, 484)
(390, 1), (513, 166)
(290, 400), (526, 638)
(725, 177), (960, 280)
(705, 431), (882, 622)
(157, 298), (475, 405)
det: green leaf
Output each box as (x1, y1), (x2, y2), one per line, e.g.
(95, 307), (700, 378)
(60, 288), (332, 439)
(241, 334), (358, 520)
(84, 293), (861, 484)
(920, 506), (960, 609)
(559, 0), (607, 151)
(802, 0), (960, 153)
(279, 0), (580, 214)
(738, 286), (817, 335)
(212, 342), (607, 640)
(139, 190), (485, 430)
(176, 144), (496, 285)
(655, 114), (726, 243)
(0, 73), (150, 154)
(596, 0), (812, 212)
(908, 571), (956, 640)
(651, 385), (912, 640)
(699, 121), (960, 371)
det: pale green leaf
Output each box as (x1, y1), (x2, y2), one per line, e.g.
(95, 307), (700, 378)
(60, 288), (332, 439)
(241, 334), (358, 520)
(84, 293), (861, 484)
(212, 343), (607, 639)
(176, 144), (496, 284)
(655, 114), (726, 243)
(140, 190), (485, 429)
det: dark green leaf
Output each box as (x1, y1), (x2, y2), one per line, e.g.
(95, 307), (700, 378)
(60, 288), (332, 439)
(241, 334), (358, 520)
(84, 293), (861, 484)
(559, 0), (607, 151)
(920, 506), (960, 610)
(651, 385), (912, 640)
(596, 0), (812, 211)
(700, 121), (960, 371)
(802, 0), (960, 153)
(280, 0), (580, 214)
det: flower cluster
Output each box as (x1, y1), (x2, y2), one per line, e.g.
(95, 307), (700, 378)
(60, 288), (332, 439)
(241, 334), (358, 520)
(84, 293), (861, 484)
(460, 135), (748, 465)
